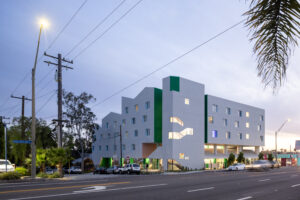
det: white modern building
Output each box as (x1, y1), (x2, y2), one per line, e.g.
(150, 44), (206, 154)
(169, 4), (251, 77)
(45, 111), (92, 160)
(92, 76), (265, 170)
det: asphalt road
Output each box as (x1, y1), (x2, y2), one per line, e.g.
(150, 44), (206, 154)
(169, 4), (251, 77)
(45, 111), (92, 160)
(0, 167), (299, 200)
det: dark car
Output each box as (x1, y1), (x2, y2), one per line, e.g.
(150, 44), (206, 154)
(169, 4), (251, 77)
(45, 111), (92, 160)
(106, 166), (118, 174)
(93, 167), (107, 174)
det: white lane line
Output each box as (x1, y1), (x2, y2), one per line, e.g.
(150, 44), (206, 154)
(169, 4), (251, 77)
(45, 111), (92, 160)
(258, 179), (270, 182)
(187, 187), (214, 193)
(291, 183), (300, 188)
(7, 183), (167, 200)
(236, 196), (252, 200)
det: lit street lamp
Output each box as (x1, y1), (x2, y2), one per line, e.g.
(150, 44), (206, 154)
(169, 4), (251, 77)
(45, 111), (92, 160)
(31, 18), (48, 178)
(275, 118), (291, 162)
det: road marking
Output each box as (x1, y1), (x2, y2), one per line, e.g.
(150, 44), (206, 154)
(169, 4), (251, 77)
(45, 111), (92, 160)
(236, 196), (252, 200)
(73, 186), (107, 193)
(7, 183), (167, 200)
(258, 179), (270, 182)
(0, 179), (108, 189)
(291, 184), (300, 188)
(187, 187), (214, 192)
(0, 181), (129, 194)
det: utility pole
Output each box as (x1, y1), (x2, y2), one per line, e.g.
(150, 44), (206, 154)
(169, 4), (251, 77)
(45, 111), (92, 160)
(44, 52), (73, 148)
(0, 116), (10, 173)
(10, 95), (32, 139)
(119, 125), (122, 166)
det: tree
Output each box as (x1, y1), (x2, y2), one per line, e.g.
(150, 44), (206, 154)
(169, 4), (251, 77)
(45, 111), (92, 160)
(63, 91), (99, 171)
(36, 149), (47, 173)
(46, 148), (68, 177)
(228, 153), (236, 166)
(244, 0), (300, 90)
(268, 153), (274, 161)
(237, 152), (245, 163)
(258, 152), (264, 160)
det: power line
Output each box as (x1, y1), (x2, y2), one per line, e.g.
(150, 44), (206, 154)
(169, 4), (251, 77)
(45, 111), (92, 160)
(65, 0), (126, 57)
(91, 19), (245, 108)
(36, 91), (56, 115)
(73, 0), (143, 60)
(46, 0), (89, 51)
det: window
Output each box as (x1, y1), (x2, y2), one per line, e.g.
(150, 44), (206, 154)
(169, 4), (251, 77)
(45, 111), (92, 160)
(246, 122), (250, 128)
(143, 115), (147, 122)
(101, 134), (103, 138)
(226, 107), (231, 115)
(239, 133), (242, 140)
(122, 119), (126, 125)
(257, 124), (262, 131)
(132, 144), (136, 151)
(106, 122), (109, 129)
(170, 117), (184, 126)
(113, 121), (117, 128)
(246, 112), (250, 117)
(135, 104), (139, 111)
(145, 101), (150, 109)
(132, 117), (136, 124)
(212, 104), (218, 112)
(212, 130), (218, 138)
(260, 115), (264, 121)
(208, 116), (214, 124)
(234, 121), (239, 128)
(185, 98), (190, 105)
(238, 110), (242, 117)
(92, 146), (94, 151)
(125, 107), (129, 113)
(108, 133), (111, 137)
(145, 129), (150, 136)
(114, 145), (117, 151)
(226, 131), (231, 139)
(260, 136), (264, 142)
(134, 130), (138, 137)
(106, 145), (109, 151)
(223, 119), (228, 127)
(246, 133), (250, 139)
(125, 131), (128, 137)
(122, 144), (126, 150)
(99, 145), (101, 151)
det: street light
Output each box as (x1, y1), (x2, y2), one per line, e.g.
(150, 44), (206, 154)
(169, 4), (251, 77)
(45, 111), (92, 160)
(31, 18), (48, 178)
(275, 118), (291, 161)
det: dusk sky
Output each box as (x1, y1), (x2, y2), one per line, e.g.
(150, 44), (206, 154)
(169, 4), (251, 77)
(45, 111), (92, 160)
(1, 0), (299, 150)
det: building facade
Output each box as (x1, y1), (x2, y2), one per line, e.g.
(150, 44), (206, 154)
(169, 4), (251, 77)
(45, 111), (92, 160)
(92, 76), (265, 170)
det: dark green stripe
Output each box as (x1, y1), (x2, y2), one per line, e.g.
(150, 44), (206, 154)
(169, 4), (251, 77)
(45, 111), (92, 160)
(170, 76), (180, 92)
(154, 88), (162, 144)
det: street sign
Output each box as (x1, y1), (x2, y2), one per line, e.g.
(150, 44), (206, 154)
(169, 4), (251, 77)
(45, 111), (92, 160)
(13, 140), (32, 144)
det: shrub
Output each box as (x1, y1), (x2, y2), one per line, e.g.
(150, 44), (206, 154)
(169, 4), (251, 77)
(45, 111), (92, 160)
(237, 152), (245, 163)
(37, 173), (49, 178)
(15, 167), (29, 176)
(49, 172), (61, 178)
(258, 152), (264, 160)
(228, 153), (235, 166)
(0, 172), (21, 180)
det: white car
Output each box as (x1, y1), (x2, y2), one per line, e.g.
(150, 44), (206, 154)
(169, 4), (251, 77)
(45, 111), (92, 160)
(124, 164), (141, 174)
(0, 159), (15, 173)
(227, 163), (245, 171)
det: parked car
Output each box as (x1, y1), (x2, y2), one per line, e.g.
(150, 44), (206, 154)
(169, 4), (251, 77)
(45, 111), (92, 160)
(45, 167), (57, 174)
(93, 167), (107, 174)
(0, 159), (15, 173)
(106, 166), (118, 174)
(124, 163), (141, 174)
(63, 167), (69, 174)
(68, 166), (82, 174)
(227, 163), (246, 171)
(115, 166), (127, 174)
(270, 160), (280, 168)
(249, 160), (272, 170)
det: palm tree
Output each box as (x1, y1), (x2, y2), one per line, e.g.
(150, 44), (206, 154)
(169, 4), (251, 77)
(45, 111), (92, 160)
(244, 0), (300, 90)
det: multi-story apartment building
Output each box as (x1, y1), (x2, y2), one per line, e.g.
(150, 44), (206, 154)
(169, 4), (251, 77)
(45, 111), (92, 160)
(92, 76), (265, 170)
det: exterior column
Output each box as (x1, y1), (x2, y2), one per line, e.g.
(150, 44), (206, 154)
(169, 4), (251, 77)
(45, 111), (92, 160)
(224, 145), (228, 155)
(255, 146), (260, 154)
(237, 146), (242, 154)
(214, 144), (217, 155)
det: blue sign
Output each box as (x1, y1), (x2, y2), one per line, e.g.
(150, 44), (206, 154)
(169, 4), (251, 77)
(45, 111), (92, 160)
(13, 140), (32, 144)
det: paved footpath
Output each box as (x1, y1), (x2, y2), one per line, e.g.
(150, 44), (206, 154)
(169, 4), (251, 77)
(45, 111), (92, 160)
(0, 167), (299, 200)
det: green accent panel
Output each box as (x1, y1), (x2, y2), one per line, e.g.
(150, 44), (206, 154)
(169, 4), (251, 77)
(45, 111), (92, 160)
(224, 159), (228, 168)
(204, 95), (208, 143)
(205, 163), (209, 168)
(100, 158), (112, 168)
(130, 158), (134, 164)
(120, 158), (124, 166)
(154, 88), (163, 143)
(213, 158), (216, 164)
(170, 76), (180, 92)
